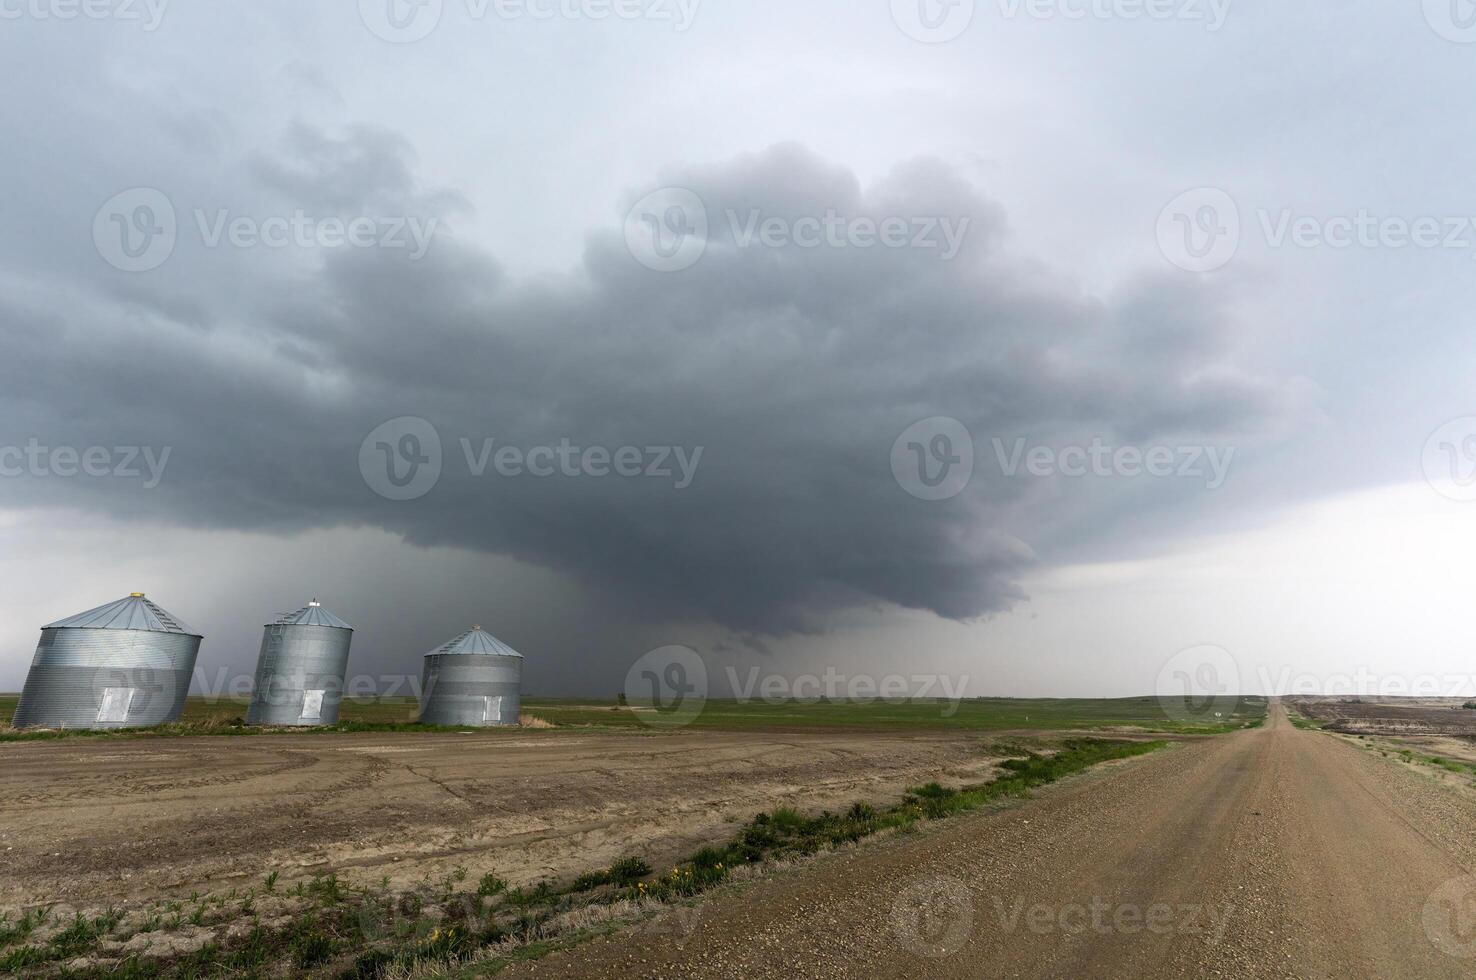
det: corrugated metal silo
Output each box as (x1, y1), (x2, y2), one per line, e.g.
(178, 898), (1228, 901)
(418, 626), (523, 727)
(11, 593), (202, 729)
(245, 599), (354, 726)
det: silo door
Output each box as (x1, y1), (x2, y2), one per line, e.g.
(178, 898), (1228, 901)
(301, 690), (325, 722)
(484, 696), (503, 724)
(97, 687), (135, 724)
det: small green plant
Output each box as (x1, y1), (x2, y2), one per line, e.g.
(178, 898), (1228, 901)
(309, 873), (345, 905)
(572, 856), (652, 891)
(767, 807), (805, 832)
(476, 873), (508, 897)
(289, 914), (340, 968)
(264, 870), (280, 893)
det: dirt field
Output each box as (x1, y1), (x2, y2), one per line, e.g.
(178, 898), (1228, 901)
(504, 702), (1476, 980)
(0, 727), (1005, 915)
(1288, 695), (1476, 740)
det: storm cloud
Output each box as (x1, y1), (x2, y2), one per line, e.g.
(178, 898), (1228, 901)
(0, 125), (1301, 634)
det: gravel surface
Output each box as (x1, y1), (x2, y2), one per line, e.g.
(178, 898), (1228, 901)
(501, 703), (1476, 979)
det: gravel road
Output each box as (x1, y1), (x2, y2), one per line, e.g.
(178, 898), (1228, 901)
(502, 702), (1476, 978)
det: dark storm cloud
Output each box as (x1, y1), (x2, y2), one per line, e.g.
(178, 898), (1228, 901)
(0, 127), (1303, 633)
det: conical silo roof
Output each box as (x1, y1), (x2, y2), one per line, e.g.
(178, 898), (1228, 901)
(43, 593), (199, 636)
(271, 599), (352, 630)
(426, 626), (523, 658)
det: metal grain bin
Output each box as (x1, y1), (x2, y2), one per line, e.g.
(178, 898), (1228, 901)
(419, 626), (523, 727)
(12, 593), (201, 729)
(245, 600), (353, 727)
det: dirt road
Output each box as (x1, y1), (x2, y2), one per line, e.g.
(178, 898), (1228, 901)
(504, 702), (1476, 979)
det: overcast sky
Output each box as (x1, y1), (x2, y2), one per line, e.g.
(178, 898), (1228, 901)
(3, 0), (1476, 701)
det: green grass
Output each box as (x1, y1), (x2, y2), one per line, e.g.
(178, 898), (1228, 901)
(1393, 747), (1476, 777)
(1287, 710), (1323, 730)
(3, 737), (1166, 978)
(524, 695), (1264, 734)
(0, 693), (1264, 741)
(384, 738), (1170, 980)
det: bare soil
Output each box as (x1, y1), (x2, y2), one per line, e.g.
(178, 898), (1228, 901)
(0, 728), (1003, 914)
(1289, 695), (1476, 740)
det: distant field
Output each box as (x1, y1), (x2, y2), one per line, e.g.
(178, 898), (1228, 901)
(0, 693), (1264, 736)
(526, 695), (1265, 733)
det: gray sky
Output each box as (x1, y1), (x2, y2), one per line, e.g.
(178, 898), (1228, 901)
(3, 0), (1476, 700)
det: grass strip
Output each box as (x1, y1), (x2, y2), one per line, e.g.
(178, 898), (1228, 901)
(13, 738), (1165, 979)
